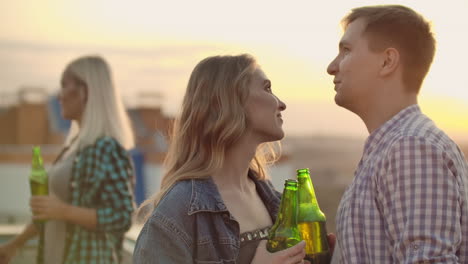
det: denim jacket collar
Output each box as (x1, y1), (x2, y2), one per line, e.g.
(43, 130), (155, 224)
(188, 175), (228, 215)
(188, 170), (280, 217)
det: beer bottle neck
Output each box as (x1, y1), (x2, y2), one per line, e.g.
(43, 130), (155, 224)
(297, 175), (319, 207)
(297, 174), (326, 221)
(276, 186), (298, 226)
(32, 147), (44, 168)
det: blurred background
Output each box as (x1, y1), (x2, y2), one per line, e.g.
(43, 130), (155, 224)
(1, 0), (467, 263)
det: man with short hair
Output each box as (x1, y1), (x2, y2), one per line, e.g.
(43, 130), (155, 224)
(327, 5), (468, 263)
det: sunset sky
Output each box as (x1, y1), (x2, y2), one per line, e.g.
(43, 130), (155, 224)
(1, 0), (467, 143)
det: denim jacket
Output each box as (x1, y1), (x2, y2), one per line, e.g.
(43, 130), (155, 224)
(133, 171), (281, 264)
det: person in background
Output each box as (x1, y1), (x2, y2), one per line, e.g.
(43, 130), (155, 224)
(133, 54), (310, 264)
(327, 5), (468, 263)
(0, 55), (135, 264)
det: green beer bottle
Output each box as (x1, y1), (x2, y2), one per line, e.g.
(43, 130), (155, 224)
(297, 168), (331, 264)
(30, 146), (48, 223)
(267, 179), (301, 253)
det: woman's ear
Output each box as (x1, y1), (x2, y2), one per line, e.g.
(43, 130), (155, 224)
(79, 83), (88, 104)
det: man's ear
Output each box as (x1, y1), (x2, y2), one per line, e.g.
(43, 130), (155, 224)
(380, 48), (400, 76)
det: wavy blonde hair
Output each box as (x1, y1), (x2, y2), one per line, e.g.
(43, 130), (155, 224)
(63, 55), (134, 150)
(139, 54), (280, 217)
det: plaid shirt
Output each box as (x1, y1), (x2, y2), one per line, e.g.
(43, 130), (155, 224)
(38, 136), (135, 264)
(336, 105), (468, 263)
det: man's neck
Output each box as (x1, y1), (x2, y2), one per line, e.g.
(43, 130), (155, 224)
(360, 93), (418, 134)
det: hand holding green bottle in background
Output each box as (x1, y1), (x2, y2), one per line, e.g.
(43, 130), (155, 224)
(29, 146), (48, 224)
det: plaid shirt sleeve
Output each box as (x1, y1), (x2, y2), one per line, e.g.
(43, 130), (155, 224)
(378, 136), (462, 263)
(63, 136), (135, 264)
(95, 137), (135, 233)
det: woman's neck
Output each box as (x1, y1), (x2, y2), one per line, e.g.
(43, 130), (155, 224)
(212, 137), (258, 194)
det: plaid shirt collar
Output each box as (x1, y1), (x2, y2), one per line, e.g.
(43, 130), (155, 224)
(363, 104), (421, 161)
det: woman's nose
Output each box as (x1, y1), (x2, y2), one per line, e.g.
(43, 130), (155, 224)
(278, 99), (286, 111)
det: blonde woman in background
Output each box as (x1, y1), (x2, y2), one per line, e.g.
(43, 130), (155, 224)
(133, 54), (308, 264)
(0, 56), (135, 264)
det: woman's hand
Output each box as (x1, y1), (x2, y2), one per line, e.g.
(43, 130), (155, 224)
(0, 242), (18, 264)
(30, 195), (69, 221)
(0, 223), (38, 264)
(31, 196), (98, 230)
(251, 240), (309, 264)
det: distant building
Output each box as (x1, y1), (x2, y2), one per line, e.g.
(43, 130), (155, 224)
(0, 87), (64, 146)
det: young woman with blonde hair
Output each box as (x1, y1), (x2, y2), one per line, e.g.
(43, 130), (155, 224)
(133, 54), (307, 264)
(0, 55), (135, 264)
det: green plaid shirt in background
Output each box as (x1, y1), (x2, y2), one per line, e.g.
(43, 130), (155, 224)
(38, 136), (135, 264)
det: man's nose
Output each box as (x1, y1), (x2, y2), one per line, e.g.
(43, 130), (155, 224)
(327, 58), (338, 75)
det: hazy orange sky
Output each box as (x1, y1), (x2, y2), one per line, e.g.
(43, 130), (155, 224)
(1, 0), (467, 143)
